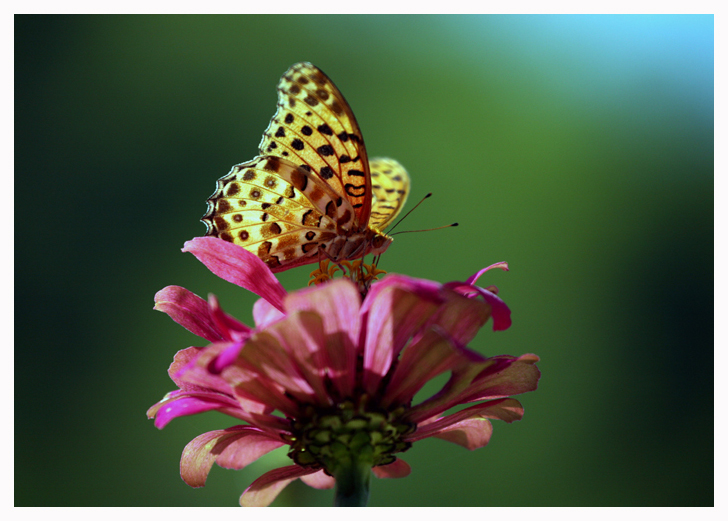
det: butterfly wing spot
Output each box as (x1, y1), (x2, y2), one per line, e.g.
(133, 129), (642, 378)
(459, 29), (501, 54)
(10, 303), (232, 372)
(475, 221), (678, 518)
(225, 183), (241, 197)
(263, 222), (282, 238)
(302, 242), (318, 254)
(345, 183), (366, 197)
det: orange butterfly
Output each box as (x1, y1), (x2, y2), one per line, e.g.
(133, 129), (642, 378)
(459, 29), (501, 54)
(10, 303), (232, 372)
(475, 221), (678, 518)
(202, 62), (410, 273)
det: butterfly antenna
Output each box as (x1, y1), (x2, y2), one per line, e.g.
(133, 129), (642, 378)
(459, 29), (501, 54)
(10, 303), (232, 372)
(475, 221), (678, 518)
(386, 192), (432, 234)
(390, 222), (458, 236)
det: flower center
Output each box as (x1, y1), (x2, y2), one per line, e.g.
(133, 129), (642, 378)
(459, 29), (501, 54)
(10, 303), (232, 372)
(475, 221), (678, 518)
(284, 396), (415, 473)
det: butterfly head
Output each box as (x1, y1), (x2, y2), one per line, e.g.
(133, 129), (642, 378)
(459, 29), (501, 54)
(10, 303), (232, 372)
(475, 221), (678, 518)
(367, 228), (393, 256)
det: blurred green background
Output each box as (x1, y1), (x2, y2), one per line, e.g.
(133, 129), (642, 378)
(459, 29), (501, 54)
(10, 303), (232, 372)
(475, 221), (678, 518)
(15, 15), (713, 506)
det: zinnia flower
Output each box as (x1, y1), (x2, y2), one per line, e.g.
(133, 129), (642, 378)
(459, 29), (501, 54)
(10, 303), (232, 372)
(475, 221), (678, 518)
(148, 237), (540, 506)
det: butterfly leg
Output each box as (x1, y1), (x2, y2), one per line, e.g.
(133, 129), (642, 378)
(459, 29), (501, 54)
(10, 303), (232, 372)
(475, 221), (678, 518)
(308, 246), (345, 286)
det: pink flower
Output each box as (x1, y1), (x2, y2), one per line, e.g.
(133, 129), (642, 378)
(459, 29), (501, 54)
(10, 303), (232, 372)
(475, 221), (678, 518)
(148, 237), (540, 506)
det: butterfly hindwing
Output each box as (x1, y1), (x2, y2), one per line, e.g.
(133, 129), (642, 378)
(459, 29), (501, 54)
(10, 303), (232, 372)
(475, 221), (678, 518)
(202, 156), (353, 271)
(369, 158), (410, 230)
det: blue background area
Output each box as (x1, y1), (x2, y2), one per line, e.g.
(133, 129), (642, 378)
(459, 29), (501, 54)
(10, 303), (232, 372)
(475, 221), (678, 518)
(15, 14), (713, 506)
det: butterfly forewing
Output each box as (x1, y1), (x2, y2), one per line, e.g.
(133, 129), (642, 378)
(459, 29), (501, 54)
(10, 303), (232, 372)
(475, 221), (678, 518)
(259, 62), (372, 231)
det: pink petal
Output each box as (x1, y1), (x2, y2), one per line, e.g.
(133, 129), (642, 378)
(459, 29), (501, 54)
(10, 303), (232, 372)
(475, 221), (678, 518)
(225, 361), (301, 417)
(458, 354), (541, 404)
(253, 297), (285, 329)
(208, 341), (245, 374)
(239, 465), (320, 507)
(147, 390), (241, 429)
(383, 328), (462, 407)
(363, 274), (443, 315)
(372, 458), (411, 479)
(243, 410), (293, 436)
(430, 418), (493, 449)
(235, 328), (319, 406)
(266, 311), (333, 406)
(154, 286), (223, 343)
(149, 394), (221, 429)
(180, 426), (285, 487)
(284, 279), (360, 397)
(407, 398), (524, 449)
(404, 353), (492, 424)
(430, 289), (495, 345)
(362, 281), (444, 395)
(183, 237), (287, 313)
(300, 470), (336, 489)
(176, 341), (272, 415)
(207, 293), (252, 342)
(214, 430), (286, 470)
(465, 262), (509, 285)
(407, 353), (538, 424)
(444, 282), (512, 331)
(167, 347), (203, 390)
(174, 341), (238, 395)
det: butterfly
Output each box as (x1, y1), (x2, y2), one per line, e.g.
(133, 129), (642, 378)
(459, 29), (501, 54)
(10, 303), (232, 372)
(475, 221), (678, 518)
(202, 62), (410, 273)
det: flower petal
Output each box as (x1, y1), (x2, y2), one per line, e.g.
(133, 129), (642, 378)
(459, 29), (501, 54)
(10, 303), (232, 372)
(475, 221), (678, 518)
(147, 390), (242, 429)
(430, 288), (494, 345)
(300, 470), (336, 489)
(207, 293), (252, 342)
(253, 297), (285, 329)
(208, 341), (245, 374)
(176, 341), (274, 415)
(235, 328), (319, 409)
(404, 350), (493, 424)
(363, 273), (442, 315)
(466, 262), (509, 285)
(362, 280), (444, 394)
(167, 346), (203, 390)
(183, 237), (287, 312)
(175, 341), (239, 395)
(267, 311), (333, 406)
(239, 465), (320, 507)
(430, 418), (493, 449)
(406, 353), (539, 424)
(214, 429), (286, 470)
(154, 286), (223, 343)
(383, 328), (462, 407)
(444, 282), (512, 331)
(180, 426), (285, 487)
(372, 458), (411, 479)
(284, 279), (360, 397)
(458, 354), (541, 404)
(407, 398), (524, 449)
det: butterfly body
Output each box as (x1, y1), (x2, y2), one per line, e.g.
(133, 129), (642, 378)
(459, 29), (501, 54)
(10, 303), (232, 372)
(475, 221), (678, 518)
(202, 63), (409, 272)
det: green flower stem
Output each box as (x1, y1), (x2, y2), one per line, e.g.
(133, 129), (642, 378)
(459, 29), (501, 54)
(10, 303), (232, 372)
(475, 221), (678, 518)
(332, 458), (372, 507)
